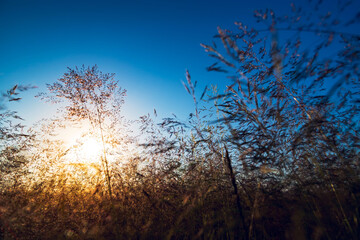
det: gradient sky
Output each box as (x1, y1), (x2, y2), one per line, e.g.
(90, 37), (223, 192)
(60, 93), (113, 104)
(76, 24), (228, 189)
(0, 0), (353, 125)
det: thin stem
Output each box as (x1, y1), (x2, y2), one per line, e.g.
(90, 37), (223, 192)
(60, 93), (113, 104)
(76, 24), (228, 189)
(96, 106), (113, 200)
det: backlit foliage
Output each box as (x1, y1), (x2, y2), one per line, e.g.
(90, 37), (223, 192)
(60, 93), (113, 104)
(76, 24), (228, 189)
(1, 1), (360, 239)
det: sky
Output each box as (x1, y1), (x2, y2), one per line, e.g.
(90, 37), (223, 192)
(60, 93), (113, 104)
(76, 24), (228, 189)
(0, 0), (356, 125)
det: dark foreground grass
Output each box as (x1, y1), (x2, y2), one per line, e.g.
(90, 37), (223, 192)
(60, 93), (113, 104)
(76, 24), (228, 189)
(0, 170), (359, 240)
(1, 1), (360, 239)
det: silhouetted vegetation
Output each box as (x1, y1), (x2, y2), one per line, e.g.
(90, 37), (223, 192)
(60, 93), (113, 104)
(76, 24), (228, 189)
(1, 1), (360, 239)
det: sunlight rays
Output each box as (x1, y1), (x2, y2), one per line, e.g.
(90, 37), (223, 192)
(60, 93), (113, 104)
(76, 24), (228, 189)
(76, 137), (102, 164)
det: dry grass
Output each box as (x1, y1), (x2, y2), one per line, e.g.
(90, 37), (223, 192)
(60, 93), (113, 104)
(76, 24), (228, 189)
(1, 1), (360, 239)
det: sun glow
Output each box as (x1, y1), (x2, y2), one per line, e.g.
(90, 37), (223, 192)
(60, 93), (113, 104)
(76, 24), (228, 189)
(81, 138), (103, 161)
(53, 121), (130, 167)
(63, 136), (104, 165)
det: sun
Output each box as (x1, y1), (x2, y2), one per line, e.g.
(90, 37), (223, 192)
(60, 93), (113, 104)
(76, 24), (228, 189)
(81, 138), (102, 159)
(55, 121), (123, 167)
(63, 136), (104, 165)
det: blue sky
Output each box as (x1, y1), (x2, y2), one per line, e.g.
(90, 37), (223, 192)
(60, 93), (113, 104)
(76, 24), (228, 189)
(0, 0), (351, 124)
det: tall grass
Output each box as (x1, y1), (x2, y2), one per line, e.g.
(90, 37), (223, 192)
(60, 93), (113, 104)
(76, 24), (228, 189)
(1, 1), (360, 239)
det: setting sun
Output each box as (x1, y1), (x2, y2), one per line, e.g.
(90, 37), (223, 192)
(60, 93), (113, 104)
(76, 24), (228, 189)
(81, 138), (102, 161)
(62, 135), (104, 165)
(1, 0), (359, 238)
